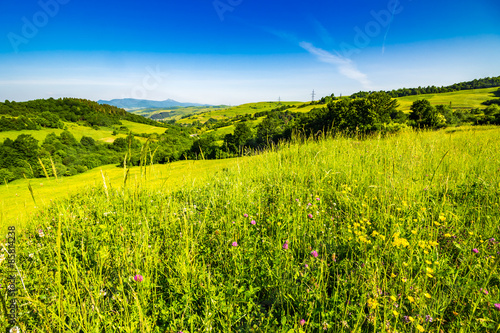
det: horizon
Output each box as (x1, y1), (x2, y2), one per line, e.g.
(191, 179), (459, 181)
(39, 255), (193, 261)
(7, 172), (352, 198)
(1, 0), (499, 105)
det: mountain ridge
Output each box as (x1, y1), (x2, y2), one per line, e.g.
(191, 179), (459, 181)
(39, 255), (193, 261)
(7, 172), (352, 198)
(98, 98), (212, 111)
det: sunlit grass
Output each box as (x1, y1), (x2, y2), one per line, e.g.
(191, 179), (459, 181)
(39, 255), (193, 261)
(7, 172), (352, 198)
(1, 126), (499, 332)
(397, 87), (497, 112)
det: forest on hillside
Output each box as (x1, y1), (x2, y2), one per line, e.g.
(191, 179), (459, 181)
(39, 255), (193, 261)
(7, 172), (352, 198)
(0, 98), (166, 132)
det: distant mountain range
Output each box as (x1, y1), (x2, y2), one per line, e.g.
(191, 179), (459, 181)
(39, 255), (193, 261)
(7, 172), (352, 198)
(97, 98), (211, 111)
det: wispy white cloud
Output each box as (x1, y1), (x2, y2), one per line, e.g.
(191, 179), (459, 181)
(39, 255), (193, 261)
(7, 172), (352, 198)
(299, 41), (372, 89)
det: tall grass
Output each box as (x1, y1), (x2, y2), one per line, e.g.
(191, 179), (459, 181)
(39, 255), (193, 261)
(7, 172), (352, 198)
(1, 127), (499, 332)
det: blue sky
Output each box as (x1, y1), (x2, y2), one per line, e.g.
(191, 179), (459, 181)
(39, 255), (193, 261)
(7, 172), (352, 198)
(0, 0), (499, 104)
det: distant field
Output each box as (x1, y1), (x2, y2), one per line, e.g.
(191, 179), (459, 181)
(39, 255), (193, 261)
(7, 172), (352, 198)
(132, 105), (229, 120)
(0, 120), (167, 144)
(396, 87), (498, 112)
(177, 101), (306, 125)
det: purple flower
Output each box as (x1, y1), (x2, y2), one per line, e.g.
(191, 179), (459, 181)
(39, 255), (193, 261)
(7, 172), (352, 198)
(282, 241), (289, 250)
(38, 229), (44, 237)
(304, 263), (309, 268)
(472, 248), (479, 254)
(316, 197), (320, 201)
(311, 250), (318, 258)
(489, 238), (496, 242)
(300, 319), (306, 326)
(251, 220), (256, 225)
(425, 315), (433, 322)
(134, 274), (143, 282)
(232, 242), (238, 247)
(295, 199), (299, 202)
(403, 316), (409, 323)
(494, 303), (500, 311)
(481, 288), (489, 295)
(243, 213), (248, 218)
(307, 214), (313, 219)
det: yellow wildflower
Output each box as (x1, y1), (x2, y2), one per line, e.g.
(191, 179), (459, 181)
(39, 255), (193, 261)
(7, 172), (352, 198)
(424, 293), (431, 299)
(408, 296), (415, 303)
(393, 310), (399, 316)
(416, 324), (425, 332)
(391, 296), (397, 302)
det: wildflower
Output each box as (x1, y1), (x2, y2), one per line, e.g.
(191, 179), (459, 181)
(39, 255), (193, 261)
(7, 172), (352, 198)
(480, 288), (489, 295)
(424, 293), (431, 299)
(307, 203), (312, 206)
(393, 310), (399, 316)
(408, 296), (415, 303)
(232, 242), (238, 247)
(38, 229), (44, 237)
(416, 324), (425, 332)
(311, 250), (318, 258)
(494, 304), (500, 311)
(391, 296), (397, 302)
(29, 253), (34, 258)
(472, 248), (479, 253)
(282, 241), (289, 250)
(426, 267), (434, 274)
(295, 199), (299, 202)
(250, 220), (256, 225)
(316, 197), (320, 201)
(489, 238), (496, 242)
(367, 298), (379, 309)
(425, 315), (433, 322)
(134, 274), (143, 282)
(408, 316), (415, 322)
(300, 319), (306, 326)
(304, 263), (309, 268)
(403, 316), (410, 323)
(9, 327), (20, 333)
(307, 214), (313, 219)
(243, 213), (248, 218)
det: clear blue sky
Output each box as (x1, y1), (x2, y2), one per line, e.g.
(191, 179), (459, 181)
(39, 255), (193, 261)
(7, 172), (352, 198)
(0, 0), (499, 104)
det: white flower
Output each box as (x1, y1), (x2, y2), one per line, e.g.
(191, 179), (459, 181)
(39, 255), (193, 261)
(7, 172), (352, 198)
(29, 253), (34, 258)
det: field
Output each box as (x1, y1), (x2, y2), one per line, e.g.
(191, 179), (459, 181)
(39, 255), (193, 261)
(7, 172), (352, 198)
(396, 87), (498, 112)
(0, 120), (168, 144)
(0, 158), (249, 227)
(131, 106), (229, 121)
(177, 101), (307, 125)
(1, 126), (499, 332)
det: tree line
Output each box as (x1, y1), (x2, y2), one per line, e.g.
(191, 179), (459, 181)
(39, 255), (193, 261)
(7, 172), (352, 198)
(350, 76), (500, 99)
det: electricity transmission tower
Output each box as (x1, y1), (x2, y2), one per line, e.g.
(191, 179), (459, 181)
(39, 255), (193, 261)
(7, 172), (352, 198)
(311, 90), (316, 102)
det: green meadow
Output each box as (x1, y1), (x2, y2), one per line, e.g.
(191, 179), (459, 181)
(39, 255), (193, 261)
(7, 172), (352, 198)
(1, 126), (499, 332)
(0, 120), (168, 144)
(396, 87), (498, 112)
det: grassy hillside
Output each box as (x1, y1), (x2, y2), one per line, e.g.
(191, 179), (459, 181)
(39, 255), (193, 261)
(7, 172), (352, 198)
(396, 87), (498, 112)
(1, 126), (499, 332)
(131, 105), (229, 121)
(0, 158), (249, 226)
(0, 120), (168, 144)
(177, 101), (307, 125)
